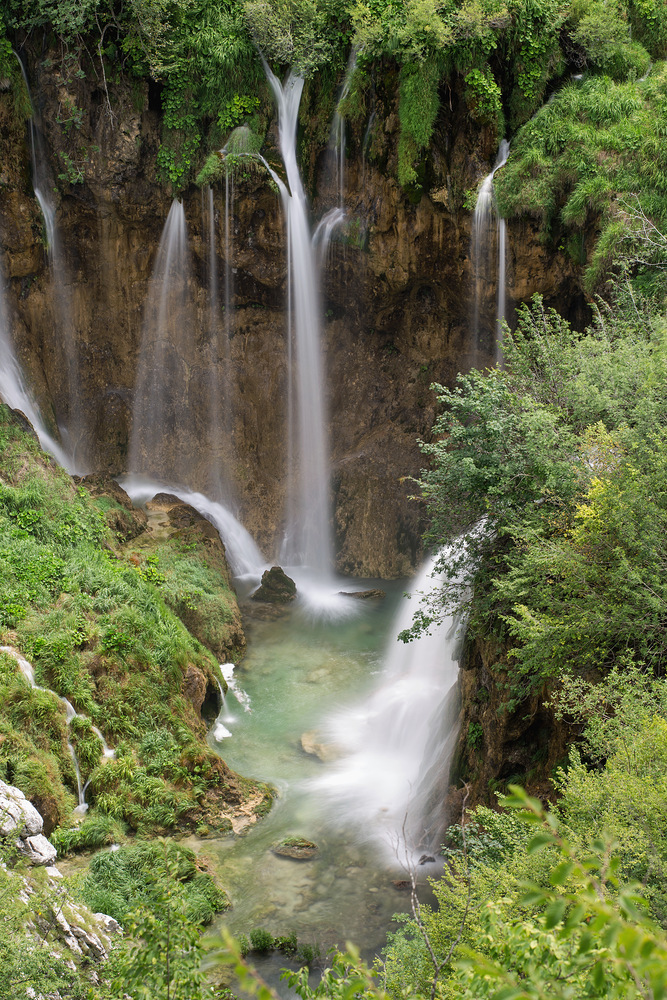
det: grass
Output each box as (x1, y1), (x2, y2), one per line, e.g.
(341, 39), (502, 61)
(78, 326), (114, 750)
(495, 63), (667, 290)
(0, 405), (270, 839)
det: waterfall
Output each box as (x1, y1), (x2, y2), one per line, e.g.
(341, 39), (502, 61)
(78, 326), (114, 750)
(471, 140), (510, 360)
(129, 201), (196, 482)
(120, 475), (266, 581)
(0, 264), (73, 469)
(262, 63), (332, 576)
(15, 55), (82, 462)
(312, 547), (463, 855)
(327, 48), (358, 209)
(1, 645), (114, 813)
(203, 187), (233, 502)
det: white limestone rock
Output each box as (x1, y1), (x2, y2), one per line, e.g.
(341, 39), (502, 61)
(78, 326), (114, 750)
(18, 833), (57, 866)
(0, 779), (43, 837)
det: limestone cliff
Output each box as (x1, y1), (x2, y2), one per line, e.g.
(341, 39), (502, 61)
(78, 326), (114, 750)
(0, 49), (586, 577)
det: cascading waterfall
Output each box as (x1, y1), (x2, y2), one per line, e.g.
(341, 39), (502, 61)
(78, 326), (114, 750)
(262, 63), (332, 577)
(214, 662), (252, 740)
(121, 476), (266, 581)
(1, 645), (114, 812)
(203, 186), (232, 503)
(0, 264), (72, 469)
(129, 201), (197, 483)
(312, 546), (463, 855)
(471, 140), (510, 360)
(15, 56), (82, 461)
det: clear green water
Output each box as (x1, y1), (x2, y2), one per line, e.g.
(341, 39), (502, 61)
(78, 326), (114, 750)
(201, 585), (439, 978)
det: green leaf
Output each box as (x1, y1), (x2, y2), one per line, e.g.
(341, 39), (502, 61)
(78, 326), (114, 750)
(544, 898), (567, 929)
(527, 831), (557, 854)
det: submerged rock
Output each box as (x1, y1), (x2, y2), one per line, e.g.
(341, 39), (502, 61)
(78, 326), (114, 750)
(300, 730), (340, 763)
(338, 589), (386, 600)
(272, 837), (319, 860)
(251, 566), (297, 604)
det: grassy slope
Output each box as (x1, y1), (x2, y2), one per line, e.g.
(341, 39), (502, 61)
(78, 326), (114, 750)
(0, 405), (270, 842)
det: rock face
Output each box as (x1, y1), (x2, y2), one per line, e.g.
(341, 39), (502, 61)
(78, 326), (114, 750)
(449, 636), (578, 804)
(0, 781), (119, 962)
(0, 52), (587, 578)
(251, 566), (297, 604)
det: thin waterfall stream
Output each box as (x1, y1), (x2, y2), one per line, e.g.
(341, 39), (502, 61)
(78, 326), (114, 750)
(15, 55), (82, 464)
(471, 140), (510, 361)
(0, 645), (114, 813)
(0, 262), (73, 469)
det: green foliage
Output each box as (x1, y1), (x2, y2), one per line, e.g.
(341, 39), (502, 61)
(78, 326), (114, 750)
(250, 927), (275, 952)
(464, 66), (505, 135)
(108, 840), (220, 1000)
(83, 838), (227, 927)
(397, 59), (442, 189)
(0, 406), (266, 836)
(413, 286), (667, 706)
(242, 0), (349, 76)
(50, 810), (125, 854)
(496, 65), (667, 290)
(628, 0), (667, 59)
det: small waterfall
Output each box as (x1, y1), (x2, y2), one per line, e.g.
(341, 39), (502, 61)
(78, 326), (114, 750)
(312, 547), (463, 855)
(312, 207), (346, 267)
(0, 265), (72, 469)
(120, 476), (266, 581)
(262, 62), (332, 576)
(1, 645), (114, 812)
(471, 140), (510, 360)
(129, 201), (196, 482)
(15, 55), (82, 461)
(327, 48), (358, 209)
(220, 662), (252, 713)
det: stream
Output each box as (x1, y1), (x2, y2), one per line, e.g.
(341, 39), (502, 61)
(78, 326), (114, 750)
(196, 582), (445, 986)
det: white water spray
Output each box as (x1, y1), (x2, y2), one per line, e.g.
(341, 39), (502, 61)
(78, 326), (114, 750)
(129, 201), (196, 481)
(327, 48), (358, 210)
(471, 140), (510, 361)
(311, 547), (463, 855)
(15, 55), (82, 461)
(262, 62), (332, 577)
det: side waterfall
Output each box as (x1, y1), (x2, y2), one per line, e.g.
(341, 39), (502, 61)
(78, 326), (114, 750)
(0, 265), (72, 469)
(16, 56), (81, 461)
(471, 140), (510, 361)
(129, 201), (196, 483)
(327, 48), (358, 209)
(1, 646), (114, 813)
(262, 63), (332, 577)
(121, 476), (266, 582)
(312, 547), (463, 855)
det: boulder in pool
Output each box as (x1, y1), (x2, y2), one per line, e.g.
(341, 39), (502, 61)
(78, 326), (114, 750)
(251, 566), (297, 604)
